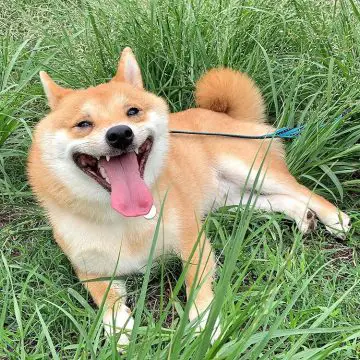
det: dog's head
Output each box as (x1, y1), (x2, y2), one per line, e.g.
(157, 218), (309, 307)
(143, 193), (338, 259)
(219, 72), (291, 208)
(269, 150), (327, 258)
(29, 48), (169, 218)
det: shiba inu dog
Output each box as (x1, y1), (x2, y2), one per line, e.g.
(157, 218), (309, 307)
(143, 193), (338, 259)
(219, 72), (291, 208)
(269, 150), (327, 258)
(28, 47), (350, 346)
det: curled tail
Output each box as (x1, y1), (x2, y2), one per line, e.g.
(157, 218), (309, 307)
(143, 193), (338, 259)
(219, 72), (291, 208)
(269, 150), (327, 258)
(195, 68), (265, 122)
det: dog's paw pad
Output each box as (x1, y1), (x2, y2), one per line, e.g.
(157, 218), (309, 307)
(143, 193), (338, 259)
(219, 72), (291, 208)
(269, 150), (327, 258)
(298, 210), (317, 234)
(306, 210), (317, 232)
(306, 209), (314, 220)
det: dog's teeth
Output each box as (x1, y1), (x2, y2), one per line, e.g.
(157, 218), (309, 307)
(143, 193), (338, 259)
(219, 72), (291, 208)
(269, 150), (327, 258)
(135, 148), (139, 154)
(99, 166), (107, 179)
(105, 176), (110, 184)
(106, 155), (110, 162)
(96, 156), (100, 160)
(144, 204), (156, 220)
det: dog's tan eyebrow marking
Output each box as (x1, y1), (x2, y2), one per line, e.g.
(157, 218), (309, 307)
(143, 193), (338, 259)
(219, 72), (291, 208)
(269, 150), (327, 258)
(112, 94), (127, 104)
(110, 94), (127, 112)
(81, 100), (109, 119)
(81, 101), (98, 115)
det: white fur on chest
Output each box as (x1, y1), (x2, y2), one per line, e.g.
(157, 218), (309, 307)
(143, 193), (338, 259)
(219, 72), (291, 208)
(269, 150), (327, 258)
(47, 204), (179, 276)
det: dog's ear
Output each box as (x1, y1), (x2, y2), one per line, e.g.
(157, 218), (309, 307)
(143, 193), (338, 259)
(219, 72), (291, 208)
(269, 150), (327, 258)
(113, 47), (143, 89)
(39, 72), (72, 110)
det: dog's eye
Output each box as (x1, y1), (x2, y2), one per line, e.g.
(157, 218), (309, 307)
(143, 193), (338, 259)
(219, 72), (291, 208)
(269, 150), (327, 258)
(127, 107), (140, 116)
(75, 120), (93, 128)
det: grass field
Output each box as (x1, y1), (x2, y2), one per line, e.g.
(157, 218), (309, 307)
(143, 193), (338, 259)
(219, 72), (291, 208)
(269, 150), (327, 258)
(1, 0), (360, 358)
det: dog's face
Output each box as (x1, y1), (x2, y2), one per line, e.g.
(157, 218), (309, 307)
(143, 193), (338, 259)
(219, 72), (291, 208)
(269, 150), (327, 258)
(32, 48), (169, 217)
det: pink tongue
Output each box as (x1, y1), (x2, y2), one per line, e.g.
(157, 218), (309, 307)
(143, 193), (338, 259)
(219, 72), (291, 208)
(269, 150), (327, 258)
(100, 153), (153, 217)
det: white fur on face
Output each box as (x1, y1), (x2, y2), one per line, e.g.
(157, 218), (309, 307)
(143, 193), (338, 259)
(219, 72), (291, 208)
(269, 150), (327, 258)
(39, 109), (169, 210)
(40, 129), (111, 205)
(133, 111), (169, 186)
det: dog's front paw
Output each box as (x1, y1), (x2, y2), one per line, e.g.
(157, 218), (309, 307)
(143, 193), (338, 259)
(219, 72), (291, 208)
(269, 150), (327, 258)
(189, 306), (221, 343)
(103, 304), (134, 350)
(324, 211), (351, 240)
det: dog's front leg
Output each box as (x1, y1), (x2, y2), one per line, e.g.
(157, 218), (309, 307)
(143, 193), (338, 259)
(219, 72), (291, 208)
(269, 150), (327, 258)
(77, 272), (134, 348)
(180, 232), (221, 342)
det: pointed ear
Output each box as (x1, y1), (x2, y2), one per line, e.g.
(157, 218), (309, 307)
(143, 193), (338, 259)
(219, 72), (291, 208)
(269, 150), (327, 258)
(39, 71), (72, 110)
(113, 47), (143, 89)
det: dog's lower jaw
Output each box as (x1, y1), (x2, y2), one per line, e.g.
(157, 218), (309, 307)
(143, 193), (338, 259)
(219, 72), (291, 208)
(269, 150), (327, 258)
(103, 304), (135, 350)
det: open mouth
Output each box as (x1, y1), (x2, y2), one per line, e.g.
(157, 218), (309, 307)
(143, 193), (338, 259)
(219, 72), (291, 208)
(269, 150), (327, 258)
(72, 137), (154, 217)
(73, 137), (153, 192)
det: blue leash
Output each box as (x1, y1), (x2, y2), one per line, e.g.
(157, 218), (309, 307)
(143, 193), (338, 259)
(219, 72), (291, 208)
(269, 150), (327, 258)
(169, 109), (350, 140)
(169, 126), (304, 139)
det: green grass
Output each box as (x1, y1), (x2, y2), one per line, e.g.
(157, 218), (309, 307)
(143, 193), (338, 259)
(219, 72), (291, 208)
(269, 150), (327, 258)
(1, 0), (360, 358)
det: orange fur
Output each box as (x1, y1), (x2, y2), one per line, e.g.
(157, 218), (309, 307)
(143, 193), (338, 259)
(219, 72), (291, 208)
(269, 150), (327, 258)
(27, 48), (350, 346)
(195, 68), (265, 122)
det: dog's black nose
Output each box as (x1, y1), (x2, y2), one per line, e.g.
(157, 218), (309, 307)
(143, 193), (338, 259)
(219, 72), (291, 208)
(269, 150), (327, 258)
(106, 125), (134, 149)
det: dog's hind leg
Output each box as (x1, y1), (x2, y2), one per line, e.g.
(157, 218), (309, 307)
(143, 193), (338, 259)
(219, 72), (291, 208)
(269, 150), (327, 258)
(249, 171), (351, 238)
(237, 193), (318, 234)
(276, 181), (351, 239)
(218, 157), (350, 238)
